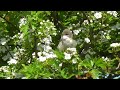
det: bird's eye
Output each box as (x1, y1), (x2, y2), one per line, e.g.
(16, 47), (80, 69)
(65, 34), (68, 35)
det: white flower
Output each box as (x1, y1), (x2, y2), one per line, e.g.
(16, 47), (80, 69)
(42, 51), (57, 59)
(83, 20), (89, 25)
(102, 24), (105, 27)
(94, 12), (102, 19)
(0, 38), (8, 45)
(38, 32), (42, 35)
(6, 77), (11, 79)
(59, 63), (62, 67)
(73, 30), (80, 35)
(19, 18), (27, 27)
(72, 24), (75, 26)
(104, 32), (107, 35)
(19, 33), (24, 39)
(90, 19), (93, 23)
(43, 37), (52, 45)
(42, 51), (48, 56)
(40, 22), (43, 25)
(104, 74), (109, 78)
(19, 49), (25, 52)
(37, 43), (41, 46)
(110, 43), (120, 47)
(38, 56), (47, 62)
(72, 58), (77, 64)
(67, 48), (77, 55)
(12, 35), (17, 39)
(44, 45), (52, 52)
(107, 11), (118, 17)
(118, 32), (120, 34)
(7, 58), (18, 65)
(102, 56), (110, 61)
(0, 66), (9, 72)
(93, 35), (97, 38)
(37, 52), (42, 57)
(64, 52), (71, 60)
(27, 59), (31, 63)
(13, 52), (19, 59)
(45, 53), (52, 59)
(46, 19), (50, 22)
(21, 77), (27, 79)
(47, 52), (57, 59)
(84, 38), (90, 43)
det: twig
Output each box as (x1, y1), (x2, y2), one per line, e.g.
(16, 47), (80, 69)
(116, 61), (120, 70)
(0, 15), (20, 32)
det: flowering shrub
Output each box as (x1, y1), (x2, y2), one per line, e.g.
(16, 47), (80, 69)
(0, 11), (120, 79)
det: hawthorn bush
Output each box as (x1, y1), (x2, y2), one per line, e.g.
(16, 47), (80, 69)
(0, 11), (120, 79)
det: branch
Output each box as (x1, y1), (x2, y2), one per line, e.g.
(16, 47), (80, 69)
(116, 62), (120, 70)
(0, 15), (20, 32)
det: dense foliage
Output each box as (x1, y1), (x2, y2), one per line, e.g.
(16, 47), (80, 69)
(0, 11), (120, 79)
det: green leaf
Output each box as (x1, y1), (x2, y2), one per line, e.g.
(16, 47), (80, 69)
(90, 69), (101, 79)
(53, 50), (64, 60)
(60, 69), (67, 78)
(20, 24), (29, 34)
(95, 58), (107, 69)
(80, 60), (93, 69)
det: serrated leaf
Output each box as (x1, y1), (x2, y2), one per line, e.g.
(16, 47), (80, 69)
(90, 60), (94, 67)
(53, 50), (64, 60)
(60, 69), (66, 78)
(20, 25), (29, 34)
(95, 59), (106, 69)
(90, 69), (101, 79)
(81, 60), (93, 69)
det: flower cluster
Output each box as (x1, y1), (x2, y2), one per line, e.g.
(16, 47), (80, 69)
(0, 66), (9, 72)
(84, 38), (90, 43)
(73, 29), (81, 35)
(7, 58), (18, 65)
(39, 20), (57, 36)
(64, 48), (77, 64)
(37, 51), (57, 62)
(110, 43), (120, 47)
(102, 56), (110, 61)
(19, 18), (27, 28)
(107, 11), (118, 17)
(83, 20), (89, 25)
(94, 12), (102, 19)
(33, 36), (57, 62)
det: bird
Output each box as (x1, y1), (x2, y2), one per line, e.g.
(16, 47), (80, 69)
(57, 29), (77, 51)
